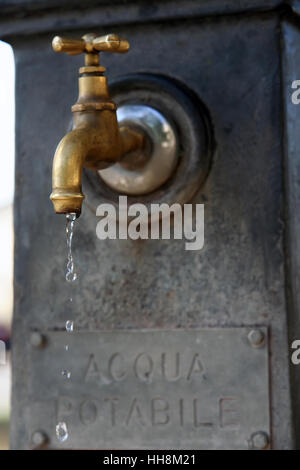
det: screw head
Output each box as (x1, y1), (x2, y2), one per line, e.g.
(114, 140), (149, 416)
(248, 329), (265, 348)
(250, 431), (269, 450)
(31, 430), (48, 447)
(30, 332), (46, 348)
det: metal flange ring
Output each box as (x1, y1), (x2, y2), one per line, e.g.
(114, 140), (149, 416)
(82, 73), (213, 215)
(99, 104), (178, 195)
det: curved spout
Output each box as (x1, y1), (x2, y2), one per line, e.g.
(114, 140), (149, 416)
(50, 125), (144, 215)
(50, 128), (94, 215)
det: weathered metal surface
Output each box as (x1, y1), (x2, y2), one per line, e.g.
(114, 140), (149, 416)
(0, 0), (284, 15)
(281, 19), (300, 449)
(28, 328), (270, 450)
(9, 2), (294, 450)
(0, 1), (287, 40)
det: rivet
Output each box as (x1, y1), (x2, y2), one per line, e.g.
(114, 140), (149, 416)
(250, 431), (270, 450)
(248, 329), (265, 348)
(31, 430), (48, 447)
(30, 332), (46, 348)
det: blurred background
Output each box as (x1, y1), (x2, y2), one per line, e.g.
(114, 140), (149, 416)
(0, 40), (15, 450)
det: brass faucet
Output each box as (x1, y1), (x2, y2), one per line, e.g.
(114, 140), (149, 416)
(50, 33), (144, 215)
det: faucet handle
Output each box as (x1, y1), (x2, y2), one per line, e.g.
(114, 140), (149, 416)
(92, 34), (130, 53)
(52, 33), (129, 56)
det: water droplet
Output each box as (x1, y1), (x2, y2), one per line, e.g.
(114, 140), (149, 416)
(65, 320), (73, 333)
(61, 369), (71, 379)
(65, 213), (77, 283)
(64, 345), (69, 352)
(66, 271), (77, 282)
(56, 422), (69, 442)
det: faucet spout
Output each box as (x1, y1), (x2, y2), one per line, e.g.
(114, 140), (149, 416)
(50, 128), (94, 215)
(50, 124), (143, 215)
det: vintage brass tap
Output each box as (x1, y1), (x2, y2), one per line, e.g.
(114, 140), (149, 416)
(50, 33), (144, 215)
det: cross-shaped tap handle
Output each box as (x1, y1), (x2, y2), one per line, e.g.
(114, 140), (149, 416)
(52, 33), (130, 56)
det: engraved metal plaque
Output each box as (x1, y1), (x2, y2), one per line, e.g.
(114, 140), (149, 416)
(29, 328), (270, 449)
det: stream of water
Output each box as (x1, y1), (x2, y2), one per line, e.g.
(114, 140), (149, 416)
(56, 212), (78, 443)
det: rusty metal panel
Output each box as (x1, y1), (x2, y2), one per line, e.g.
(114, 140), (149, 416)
(28, 328), (270, 449)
